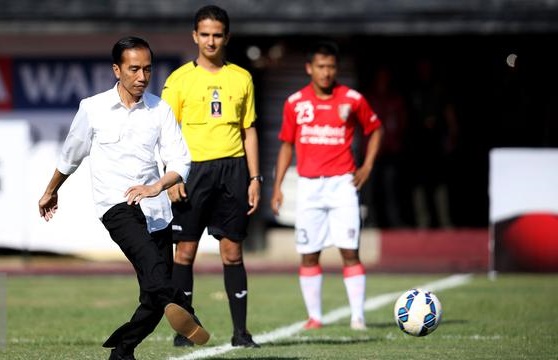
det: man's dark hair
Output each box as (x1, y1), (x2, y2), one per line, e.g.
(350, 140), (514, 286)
(112, 36), (153, 65)
(194, 5), (230, 35)
(306, 41), (340, 63)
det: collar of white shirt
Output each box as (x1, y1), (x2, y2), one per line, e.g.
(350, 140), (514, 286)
(110, 82), (159, 110)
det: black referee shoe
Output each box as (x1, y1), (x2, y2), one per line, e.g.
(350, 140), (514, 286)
(231, 331), (260, 348)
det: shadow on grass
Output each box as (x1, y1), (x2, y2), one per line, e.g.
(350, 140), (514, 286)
(435, 319), (468, 326)
(368, 318), (468, 328)
(366, 321), (398, 329)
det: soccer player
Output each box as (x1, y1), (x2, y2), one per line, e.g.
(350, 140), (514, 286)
(38, 37), (209, 360)
(161, 5), (261, 348)
(271, 41), (383, 331)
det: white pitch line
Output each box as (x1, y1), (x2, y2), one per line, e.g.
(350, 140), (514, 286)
(168, 273), (472, 360)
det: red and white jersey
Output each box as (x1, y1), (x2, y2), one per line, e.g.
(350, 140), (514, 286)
(279, 83), (382, 178)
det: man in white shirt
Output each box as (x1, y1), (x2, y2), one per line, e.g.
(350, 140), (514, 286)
(38, 36), (209, 360)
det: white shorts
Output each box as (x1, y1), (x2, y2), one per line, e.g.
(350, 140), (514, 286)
(295, 173), (361, 254)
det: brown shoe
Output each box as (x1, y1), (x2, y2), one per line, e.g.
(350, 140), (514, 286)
(164, 303), (210, 345)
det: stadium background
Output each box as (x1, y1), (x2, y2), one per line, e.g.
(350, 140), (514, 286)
(0, 0), (557, 273)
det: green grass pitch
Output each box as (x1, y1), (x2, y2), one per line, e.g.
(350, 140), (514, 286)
(2, 273), (557, 359)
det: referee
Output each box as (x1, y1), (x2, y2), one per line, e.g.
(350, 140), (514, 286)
(161, 5), (261, 348)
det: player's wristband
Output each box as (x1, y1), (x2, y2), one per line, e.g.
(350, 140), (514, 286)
(250, 175), (264, 183)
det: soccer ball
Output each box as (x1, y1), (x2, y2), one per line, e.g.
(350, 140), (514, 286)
(394, 288), (442, 336)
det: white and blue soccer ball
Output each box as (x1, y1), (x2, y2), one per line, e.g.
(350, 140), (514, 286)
(394, 288), (443, 336)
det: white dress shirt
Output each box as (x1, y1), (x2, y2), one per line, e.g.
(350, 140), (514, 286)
(57, 83), (191, 232)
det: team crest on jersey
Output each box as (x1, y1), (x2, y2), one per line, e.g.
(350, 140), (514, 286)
(338, 103), (351, 121)
(211, 89), (222, 117)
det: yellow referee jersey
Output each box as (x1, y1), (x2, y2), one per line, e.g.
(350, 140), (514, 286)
(161, 61), (256, 162)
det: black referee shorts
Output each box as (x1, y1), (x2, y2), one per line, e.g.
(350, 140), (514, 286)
(172, 157), (250, 243)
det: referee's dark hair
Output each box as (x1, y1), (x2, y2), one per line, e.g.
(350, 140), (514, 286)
(194, 5), (230, 35)
(112, 36), (154, 66)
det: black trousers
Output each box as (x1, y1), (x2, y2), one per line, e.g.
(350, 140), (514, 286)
(100, 202), (191, 353)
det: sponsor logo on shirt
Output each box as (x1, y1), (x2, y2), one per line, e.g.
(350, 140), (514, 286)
(300, 124), (346, 145)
